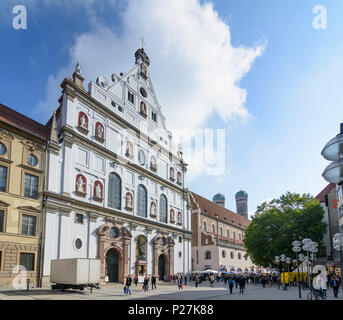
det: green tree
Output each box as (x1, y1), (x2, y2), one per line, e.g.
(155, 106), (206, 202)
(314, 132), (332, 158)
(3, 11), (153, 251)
(243, 192), (326, 268)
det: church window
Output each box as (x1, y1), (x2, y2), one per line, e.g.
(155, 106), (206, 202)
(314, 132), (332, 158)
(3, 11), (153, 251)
(137, 184), (147, 218)
(138, 150), (146, 165)
(128, 91), (135, 104)
(203, 221), (207, 232)
(159, 194), (167, 223)
(211, 224), (215, 233)
(151, 111), (157, 122)
(177, 211), (182, 225)
(205, 251), (211, 260)
(139, 87), (147, 98)
(108, 173), (121, 209)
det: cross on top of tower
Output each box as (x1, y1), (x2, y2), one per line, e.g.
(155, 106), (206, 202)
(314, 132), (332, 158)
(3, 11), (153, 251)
(140, 37), (146, 49)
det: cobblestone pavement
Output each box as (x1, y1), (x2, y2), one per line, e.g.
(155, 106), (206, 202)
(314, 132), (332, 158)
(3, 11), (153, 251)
(0, 281), (342, 300)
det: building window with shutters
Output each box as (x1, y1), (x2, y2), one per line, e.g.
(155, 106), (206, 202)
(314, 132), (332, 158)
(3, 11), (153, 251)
(24, 173), (39, 199)
(19, 252), (35, 271)
(21, 214), (37, 236)
(108, 173), (121, 210)
(137, 184), (147, 217)
(159, 194), (168, 223)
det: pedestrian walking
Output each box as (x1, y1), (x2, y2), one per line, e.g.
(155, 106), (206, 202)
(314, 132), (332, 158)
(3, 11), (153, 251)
(228, 277), (234, 294)
(143, 276), (149, 292)
(194, 275), (199, 288)
(332, 276), (340, 298)
(125, 275), (132, 295)
(184, 274), (187, 286)
(177, 276), (183, 290)
(209, 274), (215, 287)
(234, 276), (239, 288)
(134, 274), (139, 287)
(151, 275), (157, 290)
(239, 276), (246, 294)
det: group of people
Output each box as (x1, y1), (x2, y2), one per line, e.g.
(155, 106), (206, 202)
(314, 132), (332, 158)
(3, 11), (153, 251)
(123, 274), (158, 295)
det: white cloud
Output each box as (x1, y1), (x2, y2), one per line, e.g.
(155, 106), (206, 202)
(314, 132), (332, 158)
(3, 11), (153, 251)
(36, 0), (265, 180)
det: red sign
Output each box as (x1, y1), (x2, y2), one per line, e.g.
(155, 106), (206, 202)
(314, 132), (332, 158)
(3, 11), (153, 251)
(332, 199), (338, 208)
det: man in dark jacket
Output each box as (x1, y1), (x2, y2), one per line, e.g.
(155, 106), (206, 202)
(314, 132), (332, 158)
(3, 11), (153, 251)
(126, 275), (133, 295)
(151, 275), (157, 290)
(234, 276), (239, 288)
(239, 276), (246, 294)
(228, 277), (234, 294)
(143, 276), (149, 292)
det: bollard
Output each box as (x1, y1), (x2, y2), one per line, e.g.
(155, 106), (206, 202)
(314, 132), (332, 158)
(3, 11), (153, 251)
(26, 279), (30, 291)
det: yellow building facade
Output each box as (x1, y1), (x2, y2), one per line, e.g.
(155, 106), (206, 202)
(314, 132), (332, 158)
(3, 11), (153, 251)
(0, 104), (48, 288)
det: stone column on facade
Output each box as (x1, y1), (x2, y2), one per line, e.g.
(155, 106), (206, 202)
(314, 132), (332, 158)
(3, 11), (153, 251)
(168, 245), (174, 277)
(153, 247), (158, 277)
(123, 239), (130, 282)
(99, 239), (106, 283)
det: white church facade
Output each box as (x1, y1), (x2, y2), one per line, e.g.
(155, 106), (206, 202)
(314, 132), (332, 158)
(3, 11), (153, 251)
(41, 48), (192, 284)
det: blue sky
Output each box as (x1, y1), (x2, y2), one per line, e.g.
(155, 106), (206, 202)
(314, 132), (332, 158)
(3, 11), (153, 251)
(1, 0), (343, 216)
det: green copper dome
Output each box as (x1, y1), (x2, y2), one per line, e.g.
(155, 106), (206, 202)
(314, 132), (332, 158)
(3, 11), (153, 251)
(235, 190), (248, 199)
(213, 193), (225, 201)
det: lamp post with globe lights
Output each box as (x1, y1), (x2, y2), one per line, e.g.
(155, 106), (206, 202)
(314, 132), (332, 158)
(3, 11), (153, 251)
(333, 233), (343, 294)
(286, 257), (291, 287)
(292, 240), (302, 299)
(275, 256), (281, 289)
(298, 253), (305, 289)
(280, 254), (287, 290)
(302, 238), (313, 291)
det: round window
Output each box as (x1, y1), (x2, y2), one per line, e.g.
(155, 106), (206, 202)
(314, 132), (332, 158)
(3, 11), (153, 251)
(139, 87), (148, 98)
(75, 238), (82, 249)
(110, 227), (119, 239)
(28, 154), (38, 166)
(0, 143), (7, 155)
(138, 150), (146, 165)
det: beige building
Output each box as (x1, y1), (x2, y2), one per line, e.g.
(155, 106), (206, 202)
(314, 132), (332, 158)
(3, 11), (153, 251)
(190, 192), (255, 273)
(0, 104), (49, 287)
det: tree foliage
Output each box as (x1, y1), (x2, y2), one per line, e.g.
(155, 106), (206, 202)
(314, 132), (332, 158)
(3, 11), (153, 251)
(243, 192), (326, 268)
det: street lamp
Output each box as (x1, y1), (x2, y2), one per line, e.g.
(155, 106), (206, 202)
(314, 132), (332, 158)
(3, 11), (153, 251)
(322, 123), (343, 183)
(292, 243), (302, 299)
(333, 233), (343, 294)
(275, 256), (280, 289)
(280, 254), (287, 290)
(299, 253), (305, 289)
(302, 239), (313, 293)
(286, 257), (291, 287)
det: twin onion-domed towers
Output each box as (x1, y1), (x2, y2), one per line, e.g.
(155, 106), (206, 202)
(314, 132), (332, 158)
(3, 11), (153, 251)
(212, 191), (249, 219)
